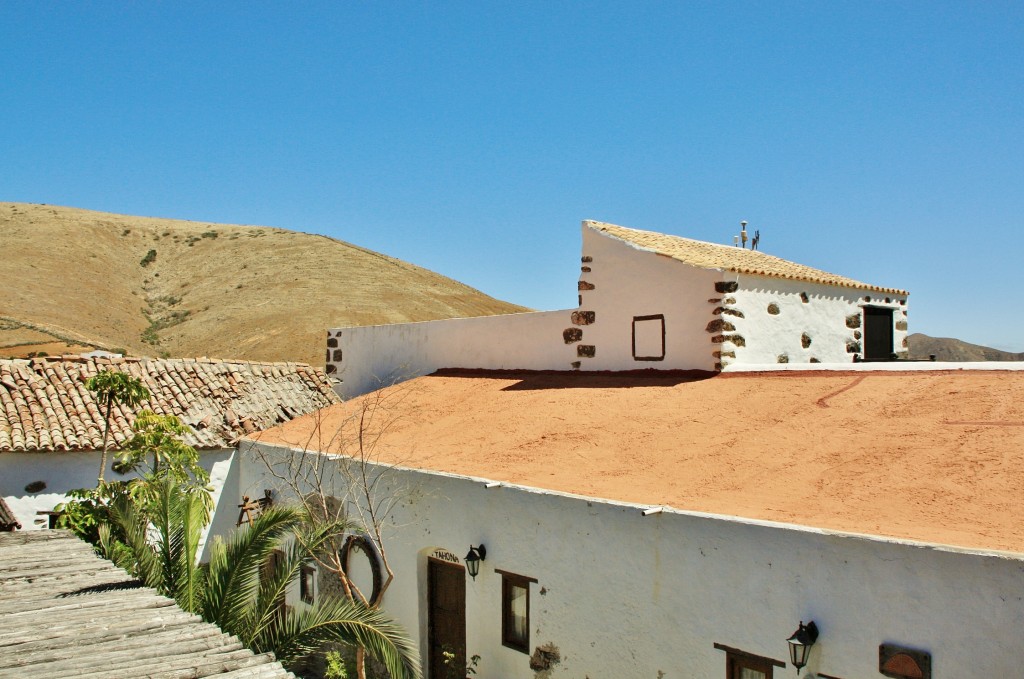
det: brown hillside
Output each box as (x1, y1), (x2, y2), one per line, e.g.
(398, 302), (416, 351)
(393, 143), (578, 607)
(0, 203), (527, 365)
(908, 333), (1024, 362)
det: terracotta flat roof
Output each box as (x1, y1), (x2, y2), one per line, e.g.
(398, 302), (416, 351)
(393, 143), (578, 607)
(587, 221), (908, 295)
(0, 356), (339, 452)
(251, 368), (1024, 554)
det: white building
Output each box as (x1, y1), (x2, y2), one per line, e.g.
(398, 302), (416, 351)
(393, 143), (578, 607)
(237, 365), (1024, 679)
(328, 221), (909, 399)
(0, 355), (339, 554)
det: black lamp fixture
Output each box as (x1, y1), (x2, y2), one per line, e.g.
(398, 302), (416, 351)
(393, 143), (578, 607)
(464, 544), (486, 580)
(786, 620), (819, 675)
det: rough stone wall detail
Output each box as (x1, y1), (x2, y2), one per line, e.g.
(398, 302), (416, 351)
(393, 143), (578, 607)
(325, 330), (343, 375)
(708, 279), (745, 370)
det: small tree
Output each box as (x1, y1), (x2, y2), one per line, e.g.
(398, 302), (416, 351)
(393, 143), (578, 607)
(86, 369), (150, 483)
(253, 384), (414, 679)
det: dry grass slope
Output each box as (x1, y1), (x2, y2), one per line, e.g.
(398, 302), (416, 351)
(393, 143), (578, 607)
(0, 202), (527, 365)
(908, 332), (1024, 362)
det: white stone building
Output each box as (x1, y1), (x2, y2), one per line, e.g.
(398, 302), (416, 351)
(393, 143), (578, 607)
(236, 367), (1024, 679)
(327, 221), (909, 399)
(0, 355), (339, 554)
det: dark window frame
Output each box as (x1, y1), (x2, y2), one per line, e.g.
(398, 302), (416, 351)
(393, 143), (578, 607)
(632, 314), (666, 361)
(495, 569), (537, 653)
(714, 643), (785, 678)
(300, 563), (315, 604)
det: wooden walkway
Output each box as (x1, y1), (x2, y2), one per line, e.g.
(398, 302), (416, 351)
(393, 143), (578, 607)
(0, 530), (294, 678)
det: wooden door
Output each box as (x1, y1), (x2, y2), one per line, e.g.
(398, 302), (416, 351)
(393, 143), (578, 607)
(863, 306), (894, 360)
(428, 558), (466, 679)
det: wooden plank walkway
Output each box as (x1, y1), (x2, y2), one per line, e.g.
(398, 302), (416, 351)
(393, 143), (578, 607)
(0, 530), (294, 678)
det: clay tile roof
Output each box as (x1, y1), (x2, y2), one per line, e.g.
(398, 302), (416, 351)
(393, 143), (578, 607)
(586, 220), (908, 295)
(0, 356), (340, 453)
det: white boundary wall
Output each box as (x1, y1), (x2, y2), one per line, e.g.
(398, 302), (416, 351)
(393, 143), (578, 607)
(328, 311), (574, 400)
(239, 442), (1024, 679)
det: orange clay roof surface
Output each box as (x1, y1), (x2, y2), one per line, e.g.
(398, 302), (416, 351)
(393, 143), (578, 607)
(251, 369), (1024, 553)
(587, 220), (908, 295)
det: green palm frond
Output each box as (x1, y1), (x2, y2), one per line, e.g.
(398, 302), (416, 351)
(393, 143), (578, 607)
(202, 506), (303, 633)
(263, 593), (421, 679)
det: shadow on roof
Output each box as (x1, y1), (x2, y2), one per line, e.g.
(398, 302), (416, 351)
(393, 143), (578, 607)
(430, 368), (718, 391)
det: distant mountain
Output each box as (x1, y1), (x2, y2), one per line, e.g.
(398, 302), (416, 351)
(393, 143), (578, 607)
(908, 333), (1024, 362)
(0, 203), (527, 366)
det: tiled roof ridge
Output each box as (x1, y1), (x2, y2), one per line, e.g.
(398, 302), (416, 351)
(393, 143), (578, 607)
(585, 220), (908, 295)
(1, 355), (340, 453)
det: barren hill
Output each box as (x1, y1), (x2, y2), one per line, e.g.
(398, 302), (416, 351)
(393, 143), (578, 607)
(0, 203), (527, 365)
(908, 332), (1024, 362)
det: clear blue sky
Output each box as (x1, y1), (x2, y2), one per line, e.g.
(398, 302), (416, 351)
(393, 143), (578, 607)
(3, 2), (1023, 351)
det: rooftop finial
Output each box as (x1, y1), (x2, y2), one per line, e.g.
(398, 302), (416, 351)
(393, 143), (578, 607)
(740, 220), (748, 249)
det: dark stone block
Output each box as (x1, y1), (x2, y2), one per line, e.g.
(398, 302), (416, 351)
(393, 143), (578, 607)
(715, 281), (739, 294)
(800, 292), (809, 303)
(714, 307), (745, 318)
(725, 297), (737, 304)
(581, 255), (593, 263)
(577, 344), (596, 358)
(727, 334), (746, 347)
(563, 328), (583, 344)
(578, 280), (595, 291)
(847, 340), (862, 353)
(711, 334), (726, 344)
(902, 337), (909, 348)
(895, 320), (908, 331)
(327, 338), (338, 348)
(854, 330), (862, 340)
(706, 319), (736, 333)
(332, 349), (343, 362)
(326, 363), (337, 374)
(572, 310), (595, 325)
(581, 266), (591, 272)
(801, 333), (812, 349)
(810, 357), (821, 363)
(767, 303), (781, 315)
(846, 314), (862, 328)
(708, 298), (722, 304)
(325, 350), (331, 364)
(571, 361), (581, 370)
(777, 354), (789, 363)
(712, 350), (736, 359)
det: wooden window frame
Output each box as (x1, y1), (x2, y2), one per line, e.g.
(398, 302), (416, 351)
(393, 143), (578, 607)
(714, 643), (785, 678)
(495, 569), (537, 654)
(632, 314), (666, 361)
(300, 563), (315, 604)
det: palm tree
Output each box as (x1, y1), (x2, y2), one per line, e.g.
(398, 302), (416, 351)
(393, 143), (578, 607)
(103, 479), (420, 678)
(86, 370), (150, 483)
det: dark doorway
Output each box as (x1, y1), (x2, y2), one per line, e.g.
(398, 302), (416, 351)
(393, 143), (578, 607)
(428, 558), (466, 679)
(863, 306), (894, 360)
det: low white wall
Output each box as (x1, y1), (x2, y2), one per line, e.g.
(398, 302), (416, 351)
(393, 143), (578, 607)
(241, 443), (1024, 679)
(0, 449), (235, 556)
(726, 275), (909, 366)
(328, 311), (574, 400)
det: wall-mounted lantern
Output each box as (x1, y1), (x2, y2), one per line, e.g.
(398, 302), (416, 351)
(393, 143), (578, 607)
(464, 544), (486, 580)
(786, 620), (818, 674)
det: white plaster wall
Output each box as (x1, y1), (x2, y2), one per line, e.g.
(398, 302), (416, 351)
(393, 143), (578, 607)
(329, 311), (575, 400)
(240, 443), (1024, 679)
(576, 226), (720, 372)
(0, 449), (235, 555)
(722, 274), (909, 366)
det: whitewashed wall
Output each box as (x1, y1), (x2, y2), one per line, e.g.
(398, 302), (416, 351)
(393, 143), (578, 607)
(327, 311), (574, 400)
(240, 443), (1023, 679)
(573, 224), (719, 372)
(722, 275), (909, 367)
(0, 449), (236, 558)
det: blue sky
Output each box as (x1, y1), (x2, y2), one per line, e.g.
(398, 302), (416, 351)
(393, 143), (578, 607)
(3, 2), (1023, 351)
